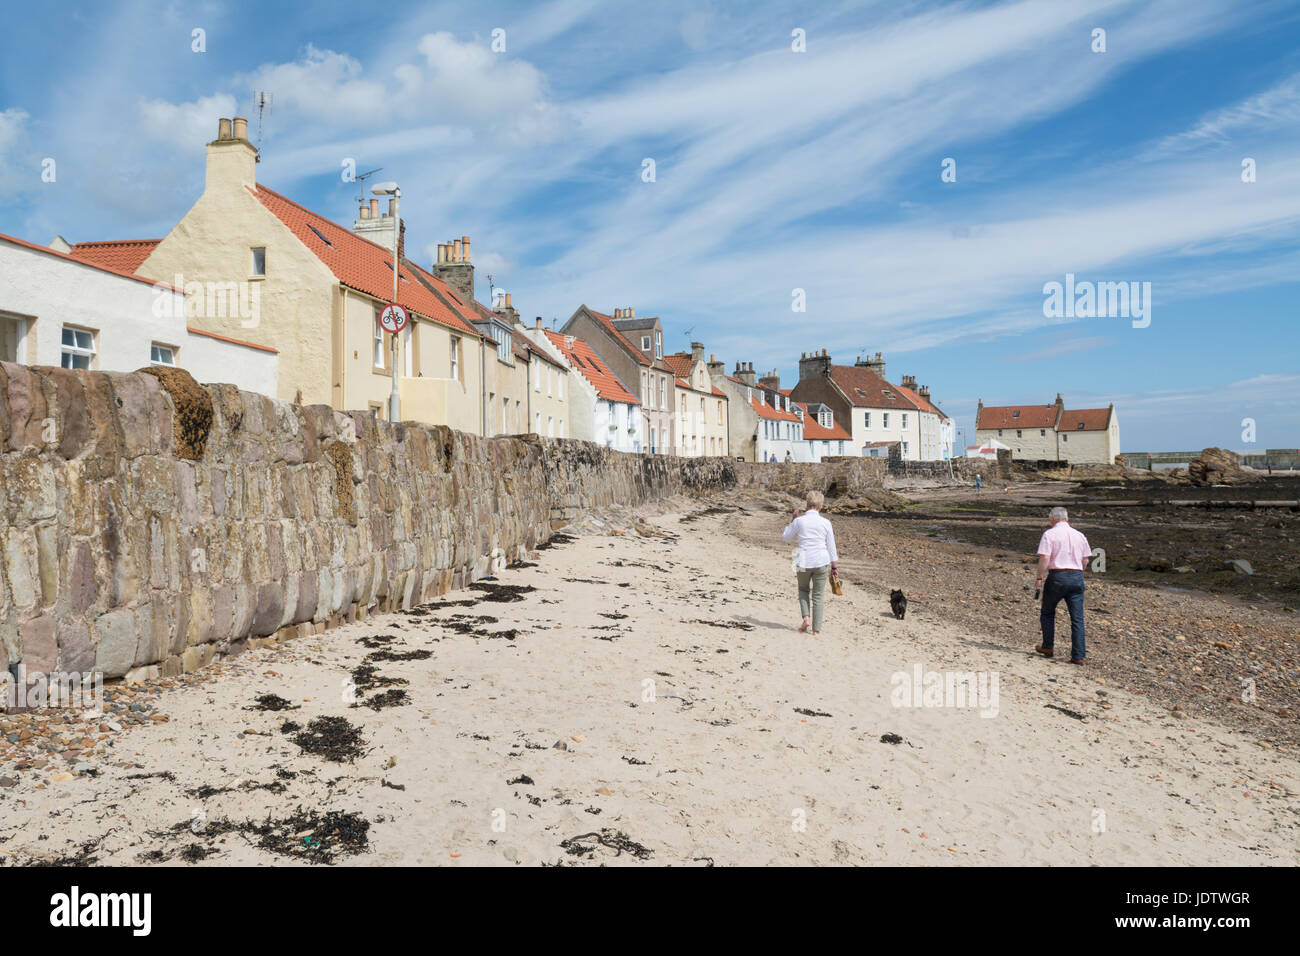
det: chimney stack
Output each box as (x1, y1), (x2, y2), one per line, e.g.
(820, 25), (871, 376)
(798, 349), (832, 383)
(535, 316), (543, 330)
(496, 291), (519, 325)
(205, 117), (258, 193)
(735, 362), (757, 386)
(759, 369), (781, 392)
(432, 234), (475, 302)
(690, 341), (705, 363)
(918, 385), (931, 402)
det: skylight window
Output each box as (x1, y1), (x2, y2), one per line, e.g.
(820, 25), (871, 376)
(308, 224), (333, 247)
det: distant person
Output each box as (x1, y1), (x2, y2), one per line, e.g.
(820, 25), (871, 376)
(975, 474), (982, 492)
(769, 452), (777, 463)
(783, 491), (839, 635)
(1034, 506), (1091, 664)
(784, 450), (793, 463)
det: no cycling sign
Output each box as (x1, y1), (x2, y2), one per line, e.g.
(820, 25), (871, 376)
(379, 303), (409, 334)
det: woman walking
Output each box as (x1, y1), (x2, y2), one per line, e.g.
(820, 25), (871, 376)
(782, 491), (839, 635)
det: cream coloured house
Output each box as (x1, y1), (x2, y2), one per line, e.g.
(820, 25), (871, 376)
(92, 116), (494, 431)
(665, 345), (728, 457)
(975, 395), (1120, 464)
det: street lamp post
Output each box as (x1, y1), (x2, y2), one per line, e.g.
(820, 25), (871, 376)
(371, 182), (402, 422)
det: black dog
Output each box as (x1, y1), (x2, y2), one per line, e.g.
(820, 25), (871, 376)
(890, 589), (907, 620)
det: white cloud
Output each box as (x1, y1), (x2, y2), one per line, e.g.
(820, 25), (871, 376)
(137, 93), (238, 148)
(1148, 71), (1300, 155)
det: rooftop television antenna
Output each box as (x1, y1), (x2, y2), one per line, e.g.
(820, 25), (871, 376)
(353, 167), (384, 204)
(252, 91), (272, 156)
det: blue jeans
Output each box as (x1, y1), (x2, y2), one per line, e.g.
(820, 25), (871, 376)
(1040, 570), (1085, 660)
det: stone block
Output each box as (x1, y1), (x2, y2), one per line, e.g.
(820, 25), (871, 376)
(249, 581), (285, 637)
(94, 607), (141, 679)
(19, 615), (56, 674)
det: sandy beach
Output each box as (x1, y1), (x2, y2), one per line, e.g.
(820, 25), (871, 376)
(0, 499), (1296, 866)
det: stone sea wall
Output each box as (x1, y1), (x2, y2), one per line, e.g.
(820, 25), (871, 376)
(0, 365), (891, 683)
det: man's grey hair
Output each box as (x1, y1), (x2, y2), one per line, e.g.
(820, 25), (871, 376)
(806, 490), (825, 510)
(1049, 506), (1069, 522)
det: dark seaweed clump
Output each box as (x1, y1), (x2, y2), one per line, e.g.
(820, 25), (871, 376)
(559, 829), (653, 861)
(292, 716), (366, 762)
(248, 694), (299, 712)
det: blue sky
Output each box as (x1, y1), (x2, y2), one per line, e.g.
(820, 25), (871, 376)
(2, 0), (1299, 452)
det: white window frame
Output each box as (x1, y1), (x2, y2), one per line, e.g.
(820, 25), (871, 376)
(373, 309), (386, 369)
(450, 335), (460, 380)
(150, 343), (177, 366)
(251, 246), (267, 277)
(61, 325), (96, 370)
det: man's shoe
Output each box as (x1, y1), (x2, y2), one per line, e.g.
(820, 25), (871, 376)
(1069, 657), (1085, 665)
(1034, 645), (1053, 658)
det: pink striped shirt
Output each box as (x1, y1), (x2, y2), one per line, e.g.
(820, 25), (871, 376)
(1037, 521), (1091, 571)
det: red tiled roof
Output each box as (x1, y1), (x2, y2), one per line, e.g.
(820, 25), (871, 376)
(793, 402), (851, 440)
(828, 365), (917, 411)
(581, 306), (650, 366)
(895, 384), (949, 420)
(250, 185), (479, 337)
(68, 239), (161, 275)
(663, 353), (693, 377)
(544, 329), (639, 405)
(749, 393), (801, 422)
(1060, 407), (1111, 431)
(976, 403), (1061, 430)
(0, 232), (180, 291)
(728, 374), (795, 418)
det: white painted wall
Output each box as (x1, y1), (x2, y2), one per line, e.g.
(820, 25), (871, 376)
(849, 406), (914, 458)
(0, 239), (277, 395)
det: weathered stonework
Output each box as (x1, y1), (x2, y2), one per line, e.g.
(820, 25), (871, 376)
(0, 363), (892, 681)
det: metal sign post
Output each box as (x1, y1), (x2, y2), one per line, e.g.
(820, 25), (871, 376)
(379, 303), (408, 423)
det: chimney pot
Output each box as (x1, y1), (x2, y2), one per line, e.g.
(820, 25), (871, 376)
(218, 118), (232, 140)
(232, 116), (248, 141)
(369, 198), (379, 218)
(453, 238), (462, 262)
(535, 317), (542, 330)
(388, 198), (396, 217)
(437, 244), (445, 263)
(462, 236), (470, 262)
(505, 293), (512, 308)
(359, 203), (369, 220)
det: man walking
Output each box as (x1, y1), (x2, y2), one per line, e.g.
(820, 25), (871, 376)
(1034, 506), (1091, 664)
